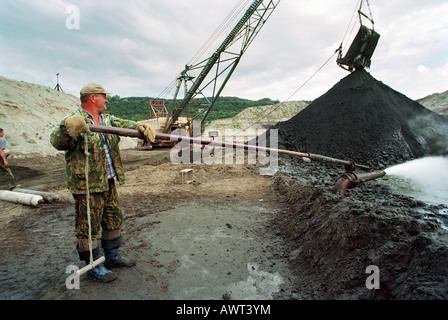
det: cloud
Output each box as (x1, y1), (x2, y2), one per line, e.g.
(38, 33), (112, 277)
(366, 1), (448, 99)
(417, 65), (431, 74)
(0, 0), (447, 101)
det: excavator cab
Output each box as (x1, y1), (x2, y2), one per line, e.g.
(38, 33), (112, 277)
(337, 1), (380, 72)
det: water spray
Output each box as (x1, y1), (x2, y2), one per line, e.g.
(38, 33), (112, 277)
(384, 156), (448, 184)
(384, 156), (448, 206)
(334, 170), (386, 197)
(335, 156), (448, 201)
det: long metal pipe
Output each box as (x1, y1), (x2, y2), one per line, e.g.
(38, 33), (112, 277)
(88, 124), (372, 171)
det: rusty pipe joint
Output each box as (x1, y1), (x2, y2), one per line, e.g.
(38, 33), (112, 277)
(334, 170), (386, 197)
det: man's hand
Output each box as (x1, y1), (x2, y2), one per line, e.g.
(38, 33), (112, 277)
(0, 150), (8, 166)
(65, 115), (88, 137)
(137, 124), (156, 143)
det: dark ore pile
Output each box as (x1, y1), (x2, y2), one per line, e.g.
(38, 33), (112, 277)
(276, 69), (448, 169)
(265, 69), (448, 300)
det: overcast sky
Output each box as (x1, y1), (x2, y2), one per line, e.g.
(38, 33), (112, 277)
(1, 0), (447, 102)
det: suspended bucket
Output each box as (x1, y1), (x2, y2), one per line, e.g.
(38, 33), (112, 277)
(337, 0), (380, 72)
(337, 25), (380, 72)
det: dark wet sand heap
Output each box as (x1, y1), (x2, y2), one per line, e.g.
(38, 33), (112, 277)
(276, 69), (448, 168)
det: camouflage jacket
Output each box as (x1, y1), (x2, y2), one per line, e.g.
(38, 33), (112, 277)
(50, 107), (138, 195)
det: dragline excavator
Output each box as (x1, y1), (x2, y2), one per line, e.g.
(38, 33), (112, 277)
(142, 0), (380, 148)
(144, 0), (281, 147)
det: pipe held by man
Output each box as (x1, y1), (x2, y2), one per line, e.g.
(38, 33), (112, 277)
(88, 124), (372, 171)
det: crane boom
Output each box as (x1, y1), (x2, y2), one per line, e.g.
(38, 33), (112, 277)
(163, 0), (281, 134)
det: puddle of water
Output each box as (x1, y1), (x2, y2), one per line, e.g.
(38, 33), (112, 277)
(223, 262), (284, 300)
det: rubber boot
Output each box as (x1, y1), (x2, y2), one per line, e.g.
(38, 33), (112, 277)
(101, 235), (136, 270)
(77, 245), (117, 283)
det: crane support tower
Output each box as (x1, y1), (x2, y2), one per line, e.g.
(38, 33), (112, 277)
(162, 0), (281, 136)
(149, 99), (168, 119)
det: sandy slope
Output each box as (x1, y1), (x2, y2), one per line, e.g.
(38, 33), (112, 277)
(0, 76), (139, 158)
(0, 76), (79, 157)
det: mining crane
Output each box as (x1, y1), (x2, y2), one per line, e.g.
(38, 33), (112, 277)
(147, 0), (379, 143)
(156, 0), (281, 137)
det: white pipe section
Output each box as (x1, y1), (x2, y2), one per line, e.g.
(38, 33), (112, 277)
(76, 256), (106, 276)
(0, 190), (44, 207)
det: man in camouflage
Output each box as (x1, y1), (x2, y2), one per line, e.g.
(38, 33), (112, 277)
(0, 128), (18, 190)
(51, 83), (156, 282)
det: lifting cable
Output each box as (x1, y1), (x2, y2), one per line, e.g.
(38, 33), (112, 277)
(232, 49), (338, 136)
(339, 0), (375, 53)
(338, 0), (362, 56)
(233, 0), (373, 135)
(359, 0), (374, 27)
(188, 0), (252, 67)
(156, 0), (252, 100)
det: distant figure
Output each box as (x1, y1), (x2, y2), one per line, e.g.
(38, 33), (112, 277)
(0, 128), (18, 190)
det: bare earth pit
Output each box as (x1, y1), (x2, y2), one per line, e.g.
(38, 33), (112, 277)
(0, 149), (296, 300)
(2, 148), (447, 301)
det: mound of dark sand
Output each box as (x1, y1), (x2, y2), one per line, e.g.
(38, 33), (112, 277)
(271, 176), (448, 300)
(261, 70), (448, 300)
(276, 69), (448, 168)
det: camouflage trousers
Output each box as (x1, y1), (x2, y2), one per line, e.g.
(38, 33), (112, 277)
(0, 162), (16, 189)
(73, 179), (123, 240)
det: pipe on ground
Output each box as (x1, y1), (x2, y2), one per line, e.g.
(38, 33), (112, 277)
(0, 190), (44, 207)
(14, 189), (59, 203)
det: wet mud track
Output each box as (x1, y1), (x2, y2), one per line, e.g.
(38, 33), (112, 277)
(2, 149), (447, 300)
(0, 150), (296, 300)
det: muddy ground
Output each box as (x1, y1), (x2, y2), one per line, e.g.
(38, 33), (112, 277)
(1, 149), (448, 300)
(0, 149), (296, 300)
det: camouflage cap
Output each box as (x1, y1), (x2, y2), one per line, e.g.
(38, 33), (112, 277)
(80, 83), (111, 97)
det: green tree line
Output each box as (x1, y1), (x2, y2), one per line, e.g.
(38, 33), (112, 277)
(105, 95), (280, 124)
